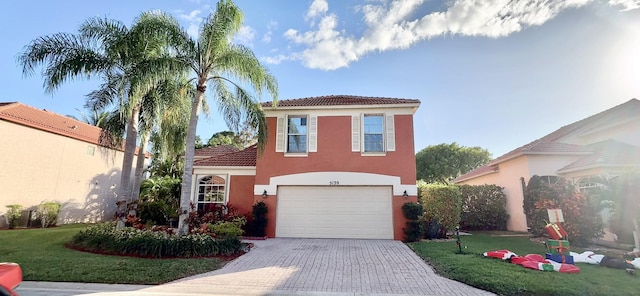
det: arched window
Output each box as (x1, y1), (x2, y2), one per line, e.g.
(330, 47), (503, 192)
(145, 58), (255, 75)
(196, 175), (226, 212)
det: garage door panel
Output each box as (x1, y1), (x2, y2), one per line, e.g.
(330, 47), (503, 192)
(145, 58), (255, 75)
(276, 186), (393, 239)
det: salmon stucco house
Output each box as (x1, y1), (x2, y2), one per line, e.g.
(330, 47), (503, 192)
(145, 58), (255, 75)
(455, 98), (640, 233)
(0, 102), (147, 228)
(191, 95), (421, 240)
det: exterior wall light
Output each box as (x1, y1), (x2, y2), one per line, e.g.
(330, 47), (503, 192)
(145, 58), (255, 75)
(403, 190), (409, 198)
(262, 190), (268, 198)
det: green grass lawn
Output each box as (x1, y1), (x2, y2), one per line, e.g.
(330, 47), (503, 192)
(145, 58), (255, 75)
(409, 233), (640, 296)
(0, 224), (225, 284)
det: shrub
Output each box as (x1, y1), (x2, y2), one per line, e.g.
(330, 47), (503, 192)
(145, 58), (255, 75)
(402, 202), (423, 242)
(5, 204), (22, 229)
(457, 184), (509, 231)
(419, 184), (461, 238)
(251, 201), (268, 237)
(209, 217), (246, 238)
(69, 222), (243, 258)
(524, 176), (604, 246)
(138, 201), (172, 225)
(35, 201), (61, 228)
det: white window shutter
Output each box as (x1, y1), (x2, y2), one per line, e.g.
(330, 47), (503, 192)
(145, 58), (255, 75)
(275, 116), (285, 152)
(308, 115), (318, 152)
(352, 115), (361, 152)
(385, 114), (395, 152)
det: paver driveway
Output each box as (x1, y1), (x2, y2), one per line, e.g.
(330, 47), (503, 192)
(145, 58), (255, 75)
(140, 238), (494, 295)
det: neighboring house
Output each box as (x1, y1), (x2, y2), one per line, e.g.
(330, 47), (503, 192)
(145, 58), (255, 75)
(192, 95), (421, 240)
(455, 99), (640, 232)
(0, 102), (147, 227)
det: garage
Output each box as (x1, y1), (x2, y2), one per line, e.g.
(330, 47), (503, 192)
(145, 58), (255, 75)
(276, 186), (393, 239)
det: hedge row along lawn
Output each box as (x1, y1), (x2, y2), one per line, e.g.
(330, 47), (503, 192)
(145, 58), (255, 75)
(0, 224), (227, 284)
(409, 232), (640, 296)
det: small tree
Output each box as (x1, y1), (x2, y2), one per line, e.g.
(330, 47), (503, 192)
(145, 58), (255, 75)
(416, 143), (491, 183)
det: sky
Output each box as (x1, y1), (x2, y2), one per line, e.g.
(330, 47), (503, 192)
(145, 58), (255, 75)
(1, 0), (639, 158)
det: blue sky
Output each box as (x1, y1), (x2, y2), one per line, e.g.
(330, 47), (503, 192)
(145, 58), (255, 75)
(1, 0), (639, 158)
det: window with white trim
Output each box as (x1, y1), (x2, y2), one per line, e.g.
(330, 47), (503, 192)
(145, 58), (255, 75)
(352, 113), (395, 153)
(363, 114), (384, 152)
(196, 175), (226, 212)
(287, 115), (307, 153)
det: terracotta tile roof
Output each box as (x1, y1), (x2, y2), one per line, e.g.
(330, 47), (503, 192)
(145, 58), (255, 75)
(558, 140), (640, 173)
(0, 102), (105, 147)
(194, 144), (240, 157)
(194, 145), (257, 167)
(454, 99), (640, 183)
(262, 95), (420, 108)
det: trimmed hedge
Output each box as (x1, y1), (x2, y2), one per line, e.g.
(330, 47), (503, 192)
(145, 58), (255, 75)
(69, 222), (242, 258)
(458, 184), (508, 231)
(420, 184), (461, 238)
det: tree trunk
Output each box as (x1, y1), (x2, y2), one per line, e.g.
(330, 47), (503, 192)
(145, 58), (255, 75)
(131, 131), (149, 202)
(116, 104), (140, 226)
(178, 89), (205, 235)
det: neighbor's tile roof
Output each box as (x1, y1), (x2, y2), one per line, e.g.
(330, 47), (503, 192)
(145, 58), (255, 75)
(558, 140), (640, 172)
(262, 95), (420, 108)
(194, 145), (257, 167)
(194, 144), (240, 157)
(0, 102), (105, 147)
(454, 98), (640, 182)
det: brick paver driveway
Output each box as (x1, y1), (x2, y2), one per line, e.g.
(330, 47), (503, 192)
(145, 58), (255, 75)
(141, 238), (494, 295)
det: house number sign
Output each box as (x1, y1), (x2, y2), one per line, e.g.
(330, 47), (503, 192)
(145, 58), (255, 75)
(329, 181), (340, 185)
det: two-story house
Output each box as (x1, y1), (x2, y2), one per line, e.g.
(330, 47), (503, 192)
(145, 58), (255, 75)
(191, 95), (421, 240)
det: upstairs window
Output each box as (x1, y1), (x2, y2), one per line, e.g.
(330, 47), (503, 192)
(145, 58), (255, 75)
(287, 116), (307, 153)
(363, 115), (384, 152)
(352, 113), (395, 154)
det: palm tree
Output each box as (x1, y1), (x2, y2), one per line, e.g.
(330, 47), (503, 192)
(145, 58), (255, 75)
(19, 12), (179, 211)
(145, 0), (278, 234)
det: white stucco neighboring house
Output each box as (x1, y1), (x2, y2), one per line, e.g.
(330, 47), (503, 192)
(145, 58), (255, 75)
(454, 99), (640, 232)
(0, 102), (148, 227)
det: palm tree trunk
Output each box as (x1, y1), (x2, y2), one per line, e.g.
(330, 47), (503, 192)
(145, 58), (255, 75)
(178, 89), (205, 234)
(131, 131), (149, 202)
(116, 103), (140, 227)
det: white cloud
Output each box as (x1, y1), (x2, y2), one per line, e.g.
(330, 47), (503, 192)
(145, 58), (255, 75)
(176, 9), (203, 39)
(609, 0), (640, 11)
(306, 0), (330, 20)
(236, 25), (257, 46)
(262, 20), (278, 43)
(274, 0), (638, 70)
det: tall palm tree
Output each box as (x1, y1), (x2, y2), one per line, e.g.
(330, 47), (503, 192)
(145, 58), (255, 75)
(19, 12), (178, 210)
(144, 0), (278, 234)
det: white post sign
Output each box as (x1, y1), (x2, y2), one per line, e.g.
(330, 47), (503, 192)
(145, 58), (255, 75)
(547, 209), (564, 223)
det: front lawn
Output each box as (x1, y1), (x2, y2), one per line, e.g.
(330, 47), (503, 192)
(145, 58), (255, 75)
(0, 224), (226, 284)
(409, 233), (640, 296)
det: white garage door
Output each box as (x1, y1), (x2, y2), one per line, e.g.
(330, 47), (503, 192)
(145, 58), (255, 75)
(276, 186), (393, 239)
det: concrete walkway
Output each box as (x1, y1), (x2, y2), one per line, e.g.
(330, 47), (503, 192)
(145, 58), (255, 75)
(17, 239), (494, 296)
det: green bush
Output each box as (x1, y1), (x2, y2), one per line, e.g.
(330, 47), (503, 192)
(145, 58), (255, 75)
(419, 184), (461, 238)
(35, 201), (61, 228)
(457, 184), (508, 231)
(5, 204), (22, 229)
(209, 217), (246, 238)
(69, 222), (243, 258)
(402, 202), (423, 242)
(250, 201), (268, 237)
(138, 201), (172, 225)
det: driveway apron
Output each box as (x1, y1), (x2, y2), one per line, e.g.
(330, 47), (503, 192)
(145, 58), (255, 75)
(141, 238), (493, 295)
